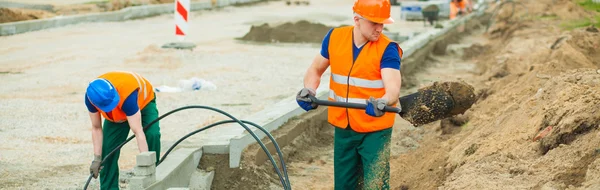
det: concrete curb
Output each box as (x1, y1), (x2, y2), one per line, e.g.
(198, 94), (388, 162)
(0, 0), (263, 36)
(147, 148), (202, 190)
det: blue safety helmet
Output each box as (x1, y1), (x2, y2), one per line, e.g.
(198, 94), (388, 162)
(86, 78), (120, 112)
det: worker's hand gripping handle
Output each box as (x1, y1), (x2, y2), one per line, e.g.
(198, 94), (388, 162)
(307, 95), (402, 114)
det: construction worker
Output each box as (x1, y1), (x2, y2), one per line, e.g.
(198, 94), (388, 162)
(86, 71), (161, 190)
(296, 0), (402, 189)
(450, 0), (472, 19)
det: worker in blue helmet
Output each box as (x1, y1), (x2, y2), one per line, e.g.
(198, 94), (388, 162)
(85, 71), (161, 190)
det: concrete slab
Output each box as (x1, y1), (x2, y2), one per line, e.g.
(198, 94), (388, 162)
(147, 148), (203, 190)
(188, 169), (214, 190)
(136, 151), (157, 166)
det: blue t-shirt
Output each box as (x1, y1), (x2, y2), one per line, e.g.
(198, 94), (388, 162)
(85, 89), (140, 116)
(320, 28), (401, 69)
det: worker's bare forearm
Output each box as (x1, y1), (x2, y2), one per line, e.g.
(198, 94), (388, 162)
(89, 112), (103, 156)
(303, 55), (330, 90)
(134, 132), (149, 153)
(304, 70), (322, 90)
(381, 68), (402, 106)
(127, 111), (149, 153)
(91, 126), (103, 156)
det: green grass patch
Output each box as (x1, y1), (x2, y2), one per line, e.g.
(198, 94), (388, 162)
(558, 0), (600, 30)
(560, 15), (600, 30)
(84, 0), (109, 5)
(578, 0), (600, 12)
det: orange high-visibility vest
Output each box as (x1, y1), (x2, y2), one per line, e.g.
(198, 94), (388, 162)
(327, 26), (403, 133)
(95, 71), (155, 123)
(450, 0), (468, 19)
(450, 2), (459, 19)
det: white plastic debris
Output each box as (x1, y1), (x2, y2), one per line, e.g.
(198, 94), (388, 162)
(155, 77), (217, 93)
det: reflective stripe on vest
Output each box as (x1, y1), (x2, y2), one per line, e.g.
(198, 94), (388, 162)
(116, 71), (148, 101)
(331, 73), (384, 89)
(327, 26), (403, 133)
(329, 90), (367, 104)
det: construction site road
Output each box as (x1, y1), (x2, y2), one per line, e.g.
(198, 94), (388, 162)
(0, 0), (431, 189)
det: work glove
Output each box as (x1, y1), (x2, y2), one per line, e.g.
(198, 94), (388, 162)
(366, 97), (387, 117)
(89, 155), (102, 179)
(296, 88), (318, 111)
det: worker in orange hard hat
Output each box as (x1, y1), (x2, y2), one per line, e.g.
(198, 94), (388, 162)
(296, 0), (402, 189)
(450, 0), (473, 19)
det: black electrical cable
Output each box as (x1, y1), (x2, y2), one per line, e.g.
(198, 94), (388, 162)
(157, 119), (290, 188)
(83, 105), (291, 190)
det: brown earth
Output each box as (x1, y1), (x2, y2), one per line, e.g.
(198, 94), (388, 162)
(395, 0), (600, 189)
(238, 20), (334, 43)
(0, 8), (55, 23)
(201, 0), (600, 189)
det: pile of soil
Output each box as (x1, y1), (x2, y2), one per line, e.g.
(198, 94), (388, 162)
(238, 20), (333, 43)
(394, 0), (600, 189)
(0, 8), (54, 23)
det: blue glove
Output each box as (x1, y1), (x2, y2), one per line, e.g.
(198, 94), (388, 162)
(296, 88), (318, 111)
(366, 97), (387, 117)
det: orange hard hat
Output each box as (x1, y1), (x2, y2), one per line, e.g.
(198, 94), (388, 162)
(353, 0), (394, 24)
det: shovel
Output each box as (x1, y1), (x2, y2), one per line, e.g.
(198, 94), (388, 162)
(308, 81), (477, 126)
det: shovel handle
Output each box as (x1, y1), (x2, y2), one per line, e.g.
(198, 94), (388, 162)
(308, 95), (402, 114)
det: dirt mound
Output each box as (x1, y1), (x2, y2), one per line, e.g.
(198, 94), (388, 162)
(238, 20), (333, 43)
(0, 8), (54, 23)
(430, 1), (600, 189)
(388, 1), (600, 189)
(0, 8), (30, 23)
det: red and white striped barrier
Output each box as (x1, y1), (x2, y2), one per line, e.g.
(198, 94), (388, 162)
(174, 0), (190, 41)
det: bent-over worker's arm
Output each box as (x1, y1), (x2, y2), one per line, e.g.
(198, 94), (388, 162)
(123, 90), (148, 153)
(86, 95), (104, 156)
(89, 112), (103, 156)
(127, 111), (148, 153)
(304, 54), (330, 90)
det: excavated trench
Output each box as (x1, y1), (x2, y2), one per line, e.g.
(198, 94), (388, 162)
(199, 13), (492, 190)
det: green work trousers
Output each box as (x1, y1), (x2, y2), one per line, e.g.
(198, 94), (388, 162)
(99, 98), (161, 190)
(334, 126), (392, 190)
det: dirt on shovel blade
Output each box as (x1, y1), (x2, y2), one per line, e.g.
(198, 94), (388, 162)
(400, 81), (477, 126)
